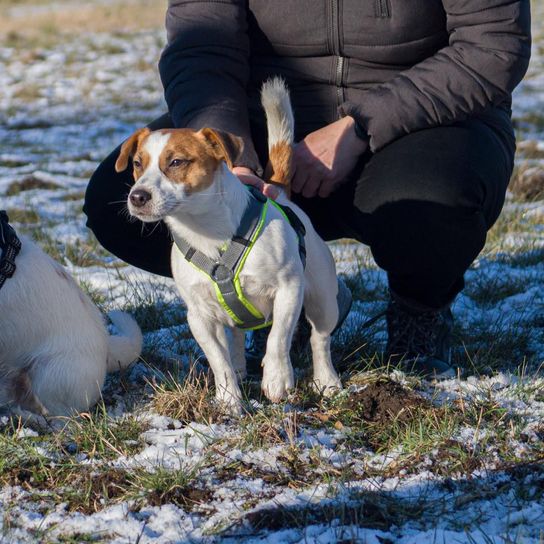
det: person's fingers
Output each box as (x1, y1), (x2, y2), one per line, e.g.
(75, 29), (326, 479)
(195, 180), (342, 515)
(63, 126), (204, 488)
(292, 143), (310, 194)
(301, 174), (322, 198)
(236, 173), (280, 200)
(262, 184), (281, 200)
(318, 179), (336, 198)
(291, 163), (308, 194)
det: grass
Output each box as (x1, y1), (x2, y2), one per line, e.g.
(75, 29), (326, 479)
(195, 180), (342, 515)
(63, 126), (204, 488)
(150, 368), (224, 426)
(1, 196), (541, 537)
(54, 407), (148, 461)
(127, 464), (212, 511)
(0, 1), (542, 540)
(0, 0), (165, 48)
(483, 202), (543, 255)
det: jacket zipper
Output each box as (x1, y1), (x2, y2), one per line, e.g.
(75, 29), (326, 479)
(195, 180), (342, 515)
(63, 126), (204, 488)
(329, 0), (344, 109)
(375, 0), (390, 18)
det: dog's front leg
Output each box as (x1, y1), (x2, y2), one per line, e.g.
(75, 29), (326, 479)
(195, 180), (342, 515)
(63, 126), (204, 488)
(187, 311), (243, 415)
(261, 280), (303, 402)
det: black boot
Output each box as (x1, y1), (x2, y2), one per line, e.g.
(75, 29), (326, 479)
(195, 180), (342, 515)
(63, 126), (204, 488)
(245, 277), (353, 378)
(245, 325), (270, 378)
(385, 291), (457, 380)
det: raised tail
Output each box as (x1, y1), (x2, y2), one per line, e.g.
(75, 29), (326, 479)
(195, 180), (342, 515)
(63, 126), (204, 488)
(106, 310), (143, 372)
(261, 77), (295, 195)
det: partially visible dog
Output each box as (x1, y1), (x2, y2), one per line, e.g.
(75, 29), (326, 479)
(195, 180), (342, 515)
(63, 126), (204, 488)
(0, 227), (142, 418)
(118, 78), (341, 415)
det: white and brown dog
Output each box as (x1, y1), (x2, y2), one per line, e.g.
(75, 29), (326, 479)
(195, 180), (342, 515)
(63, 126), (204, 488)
(0, 232), (142, 418)
(117, 79), (341, 414)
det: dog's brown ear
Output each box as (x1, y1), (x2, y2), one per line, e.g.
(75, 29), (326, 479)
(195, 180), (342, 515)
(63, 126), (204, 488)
(115, 128), (151, 172)
(199, 128), (244, 169)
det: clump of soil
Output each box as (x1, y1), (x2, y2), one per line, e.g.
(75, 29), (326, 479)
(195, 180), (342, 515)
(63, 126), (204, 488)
(5, 175), (60, 196)
(510, 166), (544, 201)
(347, 379), (427, 424)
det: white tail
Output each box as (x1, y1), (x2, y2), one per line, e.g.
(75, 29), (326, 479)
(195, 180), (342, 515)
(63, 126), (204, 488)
(261, 78), (295, 192)
(106, 310), (143, 372)
(261, 77), (295, 150)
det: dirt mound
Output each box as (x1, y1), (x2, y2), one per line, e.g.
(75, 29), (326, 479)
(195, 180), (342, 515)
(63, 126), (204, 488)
(348, 379), (427, 424)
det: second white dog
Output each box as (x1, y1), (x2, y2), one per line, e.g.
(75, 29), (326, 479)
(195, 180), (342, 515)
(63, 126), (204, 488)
(118, 79), (341, 414)
(0, 231), (142, 418)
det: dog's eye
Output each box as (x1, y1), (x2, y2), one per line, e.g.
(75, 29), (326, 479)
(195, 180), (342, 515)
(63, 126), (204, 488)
(170, 158), (190, 168)
(133, 159), (142, 169)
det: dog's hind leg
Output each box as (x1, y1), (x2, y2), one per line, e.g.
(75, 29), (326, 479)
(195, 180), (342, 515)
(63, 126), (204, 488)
(261, 280), (303, 402)
(304, 279), (342, 396)
(27, 351), (106, 416)
(187, 311), (244, 415)
(13, 370), (49, 416)
(0, 368), (49, 420)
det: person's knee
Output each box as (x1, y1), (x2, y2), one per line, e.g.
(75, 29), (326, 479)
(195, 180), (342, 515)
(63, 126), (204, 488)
(355, 122), (510, 220)
(357, 158), (485, 217)
(368, 200), (487, 281)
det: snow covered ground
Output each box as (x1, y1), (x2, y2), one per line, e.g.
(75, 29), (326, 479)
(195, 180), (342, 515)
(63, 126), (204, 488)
(0, 2), (543, 543)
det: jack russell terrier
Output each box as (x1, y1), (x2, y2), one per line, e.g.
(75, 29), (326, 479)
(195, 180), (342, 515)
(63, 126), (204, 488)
(118, 79), (341, 415)
(0, 212), (142, 418)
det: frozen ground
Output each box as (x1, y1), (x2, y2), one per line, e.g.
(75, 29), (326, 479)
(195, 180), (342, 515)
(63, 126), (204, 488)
(0, 2), (543, 543)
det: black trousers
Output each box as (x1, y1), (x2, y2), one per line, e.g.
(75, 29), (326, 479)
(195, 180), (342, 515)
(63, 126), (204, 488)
(83, 114), (513, 309)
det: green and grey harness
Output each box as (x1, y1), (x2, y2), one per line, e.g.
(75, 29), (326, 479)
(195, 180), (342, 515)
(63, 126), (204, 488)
(173, 186), (306, 330)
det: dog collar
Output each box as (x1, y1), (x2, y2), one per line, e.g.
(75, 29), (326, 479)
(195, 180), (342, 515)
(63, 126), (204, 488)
(172, 186), (306, 331)
(0, 211), (22, 291)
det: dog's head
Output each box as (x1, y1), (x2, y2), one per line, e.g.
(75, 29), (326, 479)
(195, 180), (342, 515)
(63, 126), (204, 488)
(115, 127), (243, 222)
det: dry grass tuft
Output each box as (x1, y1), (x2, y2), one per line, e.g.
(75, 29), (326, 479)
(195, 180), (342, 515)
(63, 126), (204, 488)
(150, 367), (225, 425)
(510, 164), (544, 201)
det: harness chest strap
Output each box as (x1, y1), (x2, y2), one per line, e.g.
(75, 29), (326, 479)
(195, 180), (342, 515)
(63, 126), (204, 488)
(172, 187), (306, 331)
(0, 211), (22, 291)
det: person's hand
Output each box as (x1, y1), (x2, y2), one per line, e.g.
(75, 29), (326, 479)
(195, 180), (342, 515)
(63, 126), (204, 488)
(232, 166), (280, 200)
(292, 116), (368, 198)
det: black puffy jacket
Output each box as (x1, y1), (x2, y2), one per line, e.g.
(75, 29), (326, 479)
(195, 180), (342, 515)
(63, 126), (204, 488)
(159, 0), (531, 173)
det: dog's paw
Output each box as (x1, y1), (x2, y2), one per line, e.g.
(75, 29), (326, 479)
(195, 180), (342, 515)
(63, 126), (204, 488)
(214, 390), (244, 417)
(312, 374), (342, 397)
(261, 362), (294, 403)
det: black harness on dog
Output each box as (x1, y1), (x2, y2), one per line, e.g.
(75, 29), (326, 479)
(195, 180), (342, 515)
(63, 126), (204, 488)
(0, 211), (22, 291)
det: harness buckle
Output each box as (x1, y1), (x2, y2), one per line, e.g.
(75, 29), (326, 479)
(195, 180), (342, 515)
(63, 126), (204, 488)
(210, 263), (233, 283)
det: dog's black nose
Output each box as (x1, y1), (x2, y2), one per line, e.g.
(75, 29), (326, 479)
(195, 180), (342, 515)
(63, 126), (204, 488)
(130, 189), (152, 208)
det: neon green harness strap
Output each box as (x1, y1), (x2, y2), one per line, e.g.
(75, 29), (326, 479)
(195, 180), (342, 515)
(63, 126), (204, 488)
(173, 186), (305, 330)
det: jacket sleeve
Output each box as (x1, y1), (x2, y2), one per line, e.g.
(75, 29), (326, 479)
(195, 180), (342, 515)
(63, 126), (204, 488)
(159, 0), (262, 173)
(340, 0), (532, 152)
